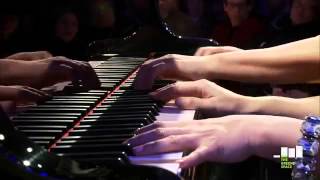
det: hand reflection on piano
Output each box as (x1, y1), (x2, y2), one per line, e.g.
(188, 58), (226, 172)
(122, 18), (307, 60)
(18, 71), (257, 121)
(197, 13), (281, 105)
(0, 56), (100, 90)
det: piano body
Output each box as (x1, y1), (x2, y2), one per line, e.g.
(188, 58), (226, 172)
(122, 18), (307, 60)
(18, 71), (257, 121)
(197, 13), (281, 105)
(0, 0), (291, 179)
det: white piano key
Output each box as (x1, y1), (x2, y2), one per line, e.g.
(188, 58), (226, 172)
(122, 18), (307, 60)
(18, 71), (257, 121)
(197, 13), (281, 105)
(129, 104), (195, 176)
(141, 163), (181, 175)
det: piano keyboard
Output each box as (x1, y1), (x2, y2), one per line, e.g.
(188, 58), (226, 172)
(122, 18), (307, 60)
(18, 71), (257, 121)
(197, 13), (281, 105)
(12, 57), (195, 177)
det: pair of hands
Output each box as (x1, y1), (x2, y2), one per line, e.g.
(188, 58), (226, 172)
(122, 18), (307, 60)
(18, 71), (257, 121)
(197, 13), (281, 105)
(0, 51), (100, 105)
(126, 115), (302, 168)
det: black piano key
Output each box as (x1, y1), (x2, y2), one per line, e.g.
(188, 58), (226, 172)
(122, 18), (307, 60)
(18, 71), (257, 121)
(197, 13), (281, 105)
(51, 144), (132, 154)
(100, 83), (117, 89)
(81, 118), (148, 125)
(19, 129), (64, 136)
(73, 92), (106, 96)
(52, 95), (101, 99)
(95, 64), (137, 68)
(44, 101), (96, 105)
(55, 151), (129, 164)
(26, 107), (88, 111)
(63, 134), (132, 141)
(35, 105), (91, 109)
(68, 128), (136, 136)
(16, 125), (68, 130)
(89, 111), (156, 121)
(76, 123), (143, 129)
(75, 157), (128, 165)
(83, 116), (152, 124)
(32, 141), (52, 146)
(12, 119), (75, 126)
(14, 113), (82, 117)
(94, 106), (158, 116)
(57, 138), (128, 145)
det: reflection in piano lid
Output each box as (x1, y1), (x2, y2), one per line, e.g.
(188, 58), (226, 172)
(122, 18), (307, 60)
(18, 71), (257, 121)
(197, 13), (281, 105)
(88, 0), (218, 59)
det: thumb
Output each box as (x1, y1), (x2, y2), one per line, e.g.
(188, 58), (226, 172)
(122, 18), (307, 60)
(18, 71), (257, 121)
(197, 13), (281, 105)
(178, 146), (209, 169)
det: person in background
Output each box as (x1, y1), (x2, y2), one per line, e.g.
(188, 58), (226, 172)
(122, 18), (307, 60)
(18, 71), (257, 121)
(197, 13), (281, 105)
(45, 7), (86, 59)
(260, 0), (320, 48)
(211, 0), (266, 49)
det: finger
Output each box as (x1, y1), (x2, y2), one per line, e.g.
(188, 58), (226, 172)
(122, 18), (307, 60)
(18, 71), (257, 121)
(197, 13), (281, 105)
(178, 146), (209, 168)
(134, 54), (182, 90)
(150, 81), (206, 102)
(194, 47), (220, 56)
(126, 127), (188, 147)
(6, 51), (53, 60)
(43, 57), (99, 88)
(134, 60), (168, 90)
(53, 58), (100, 89)
(132, 134), (196, 156)
(194, 47), (207, 56)
(36, 51), (53, 59)
(135, 121), (185, 134)
(23, 86), (51, 98)
(76, 61), (100, 89)
(194, 46), (240, 56)
(175, 97), (211, 110)
(19, 87), (49, 102)
(46, 63), (75, 86)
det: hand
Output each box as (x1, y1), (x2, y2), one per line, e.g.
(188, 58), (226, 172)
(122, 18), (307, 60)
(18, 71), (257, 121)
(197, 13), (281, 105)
(0, 85), (51, 104)
(150, 79), (248, 117)
(0, 57), (100, 89)
(134, 54), (209, 90)
(194, 46), (242, 56)
(6, 51), (53, 61)
(125, 115), (302, 168)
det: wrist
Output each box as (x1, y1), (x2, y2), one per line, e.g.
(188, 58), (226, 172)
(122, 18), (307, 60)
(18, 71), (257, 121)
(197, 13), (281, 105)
(202, 55), (221, 80)
(247, 116), (302, 159)
(177, 56), (212, 81)
(243, 96), (304, 118)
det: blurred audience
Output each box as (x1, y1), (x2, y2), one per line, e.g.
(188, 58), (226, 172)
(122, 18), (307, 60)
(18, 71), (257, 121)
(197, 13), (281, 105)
(159, 0), (200, 36)
(210, 0), (267, 49)
(260, 0), (320, 48)
(45, 7), (87, 60)
(83, 0), (116, 42)
(0, 14), (21, 57)
(0, 0), (317, 58)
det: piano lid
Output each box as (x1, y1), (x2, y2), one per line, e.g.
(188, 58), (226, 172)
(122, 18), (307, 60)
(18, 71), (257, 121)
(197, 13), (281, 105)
(88, 0), (218, 58)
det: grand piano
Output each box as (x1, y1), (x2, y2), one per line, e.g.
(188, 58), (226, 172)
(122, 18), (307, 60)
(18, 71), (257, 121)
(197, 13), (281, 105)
(0, 0), (291, 179)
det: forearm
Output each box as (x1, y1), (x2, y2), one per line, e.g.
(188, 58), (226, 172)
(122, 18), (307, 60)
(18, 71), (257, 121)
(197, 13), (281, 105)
(248, 115), (302, 160)
(0, 59), (29, 86)
(205, 36), (320, 84)
(0, 59), (17, 85)
(242, 96), (320, 119)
